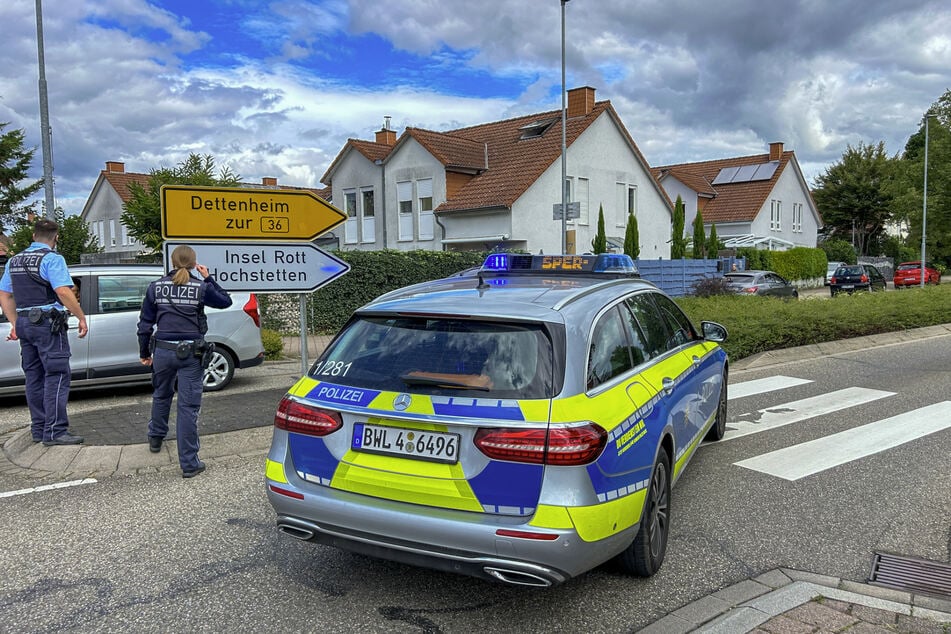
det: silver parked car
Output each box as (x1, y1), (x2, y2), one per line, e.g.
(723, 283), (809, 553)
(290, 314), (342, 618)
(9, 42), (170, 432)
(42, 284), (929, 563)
(0, 264), (265, 396)
(724, 270), (799, 299)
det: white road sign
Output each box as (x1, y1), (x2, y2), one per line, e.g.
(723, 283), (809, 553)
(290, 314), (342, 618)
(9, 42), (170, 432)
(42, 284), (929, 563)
(162, 241), (350, 294)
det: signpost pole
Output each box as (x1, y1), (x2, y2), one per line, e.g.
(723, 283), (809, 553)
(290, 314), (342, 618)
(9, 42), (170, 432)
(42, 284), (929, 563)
(299, 294), (308, 375)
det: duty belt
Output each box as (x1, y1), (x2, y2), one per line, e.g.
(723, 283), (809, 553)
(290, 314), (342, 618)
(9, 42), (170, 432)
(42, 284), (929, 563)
(154, 339), (198, 350)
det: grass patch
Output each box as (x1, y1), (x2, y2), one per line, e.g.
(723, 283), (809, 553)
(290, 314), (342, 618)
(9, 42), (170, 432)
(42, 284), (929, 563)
(677, 285), (951, 361)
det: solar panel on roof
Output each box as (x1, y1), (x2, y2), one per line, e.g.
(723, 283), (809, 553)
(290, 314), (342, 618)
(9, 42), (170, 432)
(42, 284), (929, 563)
(733, 165), (758, 181)
(712, 166), (740, 184)
(712, 161), (779, 185)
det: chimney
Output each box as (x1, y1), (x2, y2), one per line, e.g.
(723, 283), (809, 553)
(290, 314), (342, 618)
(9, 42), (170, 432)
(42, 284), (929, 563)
(769, 142), (784, 162)
(262, 177), (278, 186)
(375, 115), (396, 146)
(567, 86), (596, 118)
(105, 161), (125, 173)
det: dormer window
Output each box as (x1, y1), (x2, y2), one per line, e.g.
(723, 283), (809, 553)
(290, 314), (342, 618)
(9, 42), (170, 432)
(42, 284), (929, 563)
(519, 117), (556, 139)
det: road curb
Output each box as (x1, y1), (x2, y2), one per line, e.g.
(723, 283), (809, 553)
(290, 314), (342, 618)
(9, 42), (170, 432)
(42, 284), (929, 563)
(639, 567), (951, 633)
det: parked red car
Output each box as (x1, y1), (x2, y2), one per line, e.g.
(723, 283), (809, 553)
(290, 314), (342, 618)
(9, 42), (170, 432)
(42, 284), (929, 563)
(893, 261), (941, 288)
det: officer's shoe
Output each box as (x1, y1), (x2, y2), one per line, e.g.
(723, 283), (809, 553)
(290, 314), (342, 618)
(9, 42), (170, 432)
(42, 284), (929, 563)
(182, 462), (206, 479)
(43, 432), (85, 446)
(148, 436), (164, 453)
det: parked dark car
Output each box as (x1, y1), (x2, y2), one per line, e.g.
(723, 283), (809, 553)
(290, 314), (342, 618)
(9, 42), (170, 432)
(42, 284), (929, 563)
(829, 264), (887, 296)
(723, 270), (799, 299)
(893, 261), (941, 288)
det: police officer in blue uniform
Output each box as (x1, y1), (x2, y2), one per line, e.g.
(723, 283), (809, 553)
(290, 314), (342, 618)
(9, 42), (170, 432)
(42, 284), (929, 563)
(0, 219), (88, 445)
(137, 245), (232, 478)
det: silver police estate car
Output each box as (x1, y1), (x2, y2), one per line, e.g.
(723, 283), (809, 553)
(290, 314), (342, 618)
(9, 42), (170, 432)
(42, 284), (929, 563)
(0, 264), (265, 395)
(265, 254), (728, 586)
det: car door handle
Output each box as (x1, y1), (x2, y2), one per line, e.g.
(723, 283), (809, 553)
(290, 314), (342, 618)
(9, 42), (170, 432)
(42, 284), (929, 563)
(662, 377), (675, 394)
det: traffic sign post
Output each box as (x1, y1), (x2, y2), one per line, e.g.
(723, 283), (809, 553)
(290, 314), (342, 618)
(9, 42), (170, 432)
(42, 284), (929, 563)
(162, 241), (350, 294)
(161, 185), (347, 241)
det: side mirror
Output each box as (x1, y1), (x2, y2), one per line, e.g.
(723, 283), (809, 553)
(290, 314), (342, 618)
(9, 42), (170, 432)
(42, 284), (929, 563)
(701, 320), (728, 343)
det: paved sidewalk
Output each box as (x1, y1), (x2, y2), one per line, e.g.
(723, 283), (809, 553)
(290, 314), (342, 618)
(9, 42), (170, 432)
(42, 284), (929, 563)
(2, 328), (950, 632)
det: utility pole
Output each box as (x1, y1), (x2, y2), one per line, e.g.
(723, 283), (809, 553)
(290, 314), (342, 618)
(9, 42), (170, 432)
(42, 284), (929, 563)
(35, 0), (56, 219)
(560, 0), (569, 254)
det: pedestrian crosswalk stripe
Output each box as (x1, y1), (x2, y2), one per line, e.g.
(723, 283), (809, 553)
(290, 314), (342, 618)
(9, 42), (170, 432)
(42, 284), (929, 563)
(734, 401), (951, 480)
(730, 376), (813, 400)
(722, 387), (895, 442)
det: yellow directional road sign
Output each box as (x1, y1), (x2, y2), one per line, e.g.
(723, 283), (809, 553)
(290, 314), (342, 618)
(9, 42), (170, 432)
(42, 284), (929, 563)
(161, 185), (347, 241)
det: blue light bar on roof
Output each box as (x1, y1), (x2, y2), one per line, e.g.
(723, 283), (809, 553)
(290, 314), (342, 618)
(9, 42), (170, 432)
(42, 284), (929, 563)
(481, 253), (638, 275)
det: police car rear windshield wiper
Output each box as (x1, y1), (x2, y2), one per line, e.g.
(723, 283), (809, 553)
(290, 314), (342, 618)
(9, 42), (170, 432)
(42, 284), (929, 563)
(400, 371), (492, 391)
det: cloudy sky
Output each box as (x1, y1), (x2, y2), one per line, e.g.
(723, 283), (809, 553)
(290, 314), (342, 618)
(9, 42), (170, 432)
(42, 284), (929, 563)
(2, 0), (949, 216)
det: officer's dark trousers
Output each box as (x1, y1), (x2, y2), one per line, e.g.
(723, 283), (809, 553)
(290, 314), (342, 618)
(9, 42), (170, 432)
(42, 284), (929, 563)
(148, 347), (203, 471)
(16, 316), (72, 442)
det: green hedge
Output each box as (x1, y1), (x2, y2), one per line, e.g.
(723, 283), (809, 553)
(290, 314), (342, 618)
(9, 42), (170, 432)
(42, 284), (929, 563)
(737, 246), (826, 280)
(677, 285), (951, 360)
(259, 250), (488, 333)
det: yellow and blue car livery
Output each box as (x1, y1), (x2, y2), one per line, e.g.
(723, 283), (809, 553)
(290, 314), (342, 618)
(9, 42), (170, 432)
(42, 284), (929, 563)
(265, 254), (729, 587)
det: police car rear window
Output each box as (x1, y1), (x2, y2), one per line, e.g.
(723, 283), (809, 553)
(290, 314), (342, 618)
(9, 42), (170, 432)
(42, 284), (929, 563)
(313, 316), (554, 399)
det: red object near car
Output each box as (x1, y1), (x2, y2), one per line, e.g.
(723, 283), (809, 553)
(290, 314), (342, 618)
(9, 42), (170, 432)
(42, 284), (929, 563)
(893, 261), (941, 288)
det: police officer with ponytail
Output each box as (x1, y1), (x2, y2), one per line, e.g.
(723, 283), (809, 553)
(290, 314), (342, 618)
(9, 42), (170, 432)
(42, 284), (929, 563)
(137, 245), (232, 478)
(0, 219), (88, 446)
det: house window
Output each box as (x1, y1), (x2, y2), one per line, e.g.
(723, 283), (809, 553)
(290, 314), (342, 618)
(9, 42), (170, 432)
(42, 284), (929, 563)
(361, 188), (375, 243)
(792, 203), (803, 233)
(770, 199), (782, 231)
(576, 177), (589, 225)
(418, 178), (434, 241)
(109, 219), (116, 247)
(344, 189), (358, 244)
(397, 181), (413, 241)
(616, 182), (637, 226)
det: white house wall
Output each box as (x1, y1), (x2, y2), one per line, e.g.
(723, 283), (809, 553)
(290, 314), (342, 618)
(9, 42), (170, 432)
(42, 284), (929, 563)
(331, 150), (384, 251)
(749, 165), (819, 248)
(514, 114), (672, 257)
(662, 176), (700, 234)
(80, 181), (137, 254)
(382, 139), (446, 252)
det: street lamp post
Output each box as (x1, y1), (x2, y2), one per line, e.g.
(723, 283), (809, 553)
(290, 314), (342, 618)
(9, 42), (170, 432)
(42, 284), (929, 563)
(35, 0), (55, 219)
(920, 113), (935, 288)
(560, 0), (569, 254)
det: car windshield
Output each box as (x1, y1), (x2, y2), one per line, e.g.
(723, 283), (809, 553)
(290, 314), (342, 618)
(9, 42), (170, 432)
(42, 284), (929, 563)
(836, 266), (864, 276)
(725, 274), (755, 284)
(312, 316), (555, 399)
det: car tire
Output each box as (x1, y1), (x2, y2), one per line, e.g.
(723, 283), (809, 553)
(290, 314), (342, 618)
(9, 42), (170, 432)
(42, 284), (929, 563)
(616, 450), (671, 577)
(705, 368), (728, 442)
(202, 346), (235, 392)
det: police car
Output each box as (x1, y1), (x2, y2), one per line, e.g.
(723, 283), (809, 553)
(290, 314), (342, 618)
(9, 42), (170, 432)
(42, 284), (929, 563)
(265, 254), (728, 587)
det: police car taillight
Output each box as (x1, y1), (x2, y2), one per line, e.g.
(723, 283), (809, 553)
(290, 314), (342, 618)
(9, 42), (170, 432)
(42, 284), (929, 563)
(274, 396), (342, 436)
(474, 424), (606, 466)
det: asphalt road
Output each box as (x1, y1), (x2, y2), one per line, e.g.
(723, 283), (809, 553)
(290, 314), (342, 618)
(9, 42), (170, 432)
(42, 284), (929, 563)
(1, 332), (949, 633)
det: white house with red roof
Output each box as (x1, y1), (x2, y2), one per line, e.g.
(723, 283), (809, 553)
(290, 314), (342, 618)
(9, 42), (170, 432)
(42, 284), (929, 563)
(322, 87), (674, 256)
(653, 143), (821, 251)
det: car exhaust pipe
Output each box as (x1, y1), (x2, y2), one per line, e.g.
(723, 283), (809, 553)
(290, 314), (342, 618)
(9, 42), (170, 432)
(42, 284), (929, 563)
(277, 522), (315, 541)
(484, 566), (553, 587)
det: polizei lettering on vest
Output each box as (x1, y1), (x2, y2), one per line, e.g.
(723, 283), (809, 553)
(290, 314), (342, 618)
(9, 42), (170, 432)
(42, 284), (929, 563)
(155, 282), (201, 302)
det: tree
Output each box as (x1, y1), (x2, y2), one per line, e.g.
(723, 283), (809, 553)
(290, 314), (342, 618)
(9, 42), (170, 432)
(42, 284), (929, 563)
(706, 223), (720, 258)
(892, 96), (951, 266)
(691, 210), (706, 259)
(623, 212), (640, 259)
(0, 122), (43, 233)
(10, 208), (101, 264)
(591, 204), (607, 254)
(671, 195), (687, 258)
(121, 154), (240, 252)
(811, 141), (896, 256)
